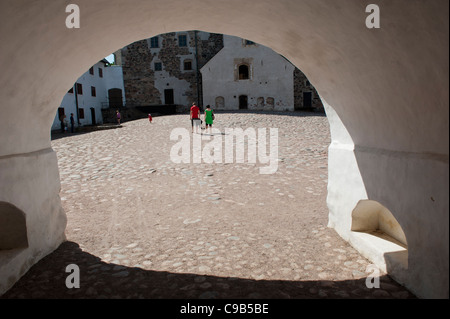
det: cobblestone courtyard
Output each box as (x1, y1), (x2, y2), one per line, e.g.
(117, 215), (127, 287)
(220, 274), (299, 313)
(2, 112), (415, 299)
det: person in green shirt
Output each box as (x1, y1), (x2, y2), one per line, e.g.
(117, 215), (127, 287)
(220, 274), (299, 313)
(204, 105), (214, 134)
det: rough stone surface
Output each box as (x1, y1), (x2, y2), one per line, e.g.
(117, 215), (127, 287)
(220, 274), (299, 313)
(1, 112), (415, 299)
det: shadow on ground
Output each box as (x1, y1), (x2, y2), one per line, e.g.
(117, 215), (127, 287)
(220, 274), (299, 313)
(1, 241), (415, 299)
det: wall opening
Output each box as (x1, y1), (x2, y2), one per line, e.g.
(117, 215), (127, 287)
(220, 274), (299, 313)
(108, 88), (124, 109)
(350, 200), (408, 273)
(239, 95), (248, 109)
(215, 96), (224, 109)
(0, 202), (28, 251)
(238, 64), (249, 80)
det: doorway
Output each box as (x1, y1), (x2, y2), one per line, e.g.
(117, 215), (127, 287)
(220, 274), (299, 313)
(239, 95), (248, 109)
(164, 89), (174, 105)
(90, 108), (96, 125)
(108, 88), (123, 108)
(303, 92), (312, 108)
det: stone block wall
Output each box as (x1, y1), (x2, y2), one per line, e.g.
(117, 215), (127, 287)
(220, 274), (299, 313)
(294, 68), (324, 112)
(122, 40), (161, 106)
(121, 32), (224, 108)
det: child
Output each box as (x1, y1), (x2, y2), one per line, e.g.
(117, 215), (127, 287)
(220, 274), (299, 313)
(116, 110), (121, 125)
(148, 113), (153, 123)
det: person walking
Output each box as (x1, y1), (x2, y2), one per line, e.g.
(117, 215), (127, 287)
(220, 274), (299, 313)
(70, 113), (75, 133)
(148, 113), (153, 123)
(204, 105), (214, 134)
(190, 102), (201, 133)
(116, 110), (121, 125)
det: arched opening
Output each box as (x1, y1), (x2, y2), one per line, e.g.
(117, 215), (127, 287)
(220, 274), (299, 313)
(238, 95), (248, 109)
(351, 200), (407, 247)
(44, 33), (340, 298)
(108, 88), (124, 109)
(215, 96), (224, 109)
(256, 97), (264, 109)
(266, 97), (275, 109)
(350, 200), (409, 285)
(238, 64), (249, 80)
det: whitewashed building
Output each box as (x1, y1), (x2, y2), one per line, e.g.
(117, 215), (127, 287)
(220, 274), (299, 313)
(51, 59), (125, 131)
(200, 35), (296, 111)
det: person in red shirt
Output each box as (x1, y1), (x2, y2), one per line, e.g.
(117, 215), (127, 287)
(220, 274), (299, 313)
(148, 113), (152, 123)
(190, 102), (201, 133)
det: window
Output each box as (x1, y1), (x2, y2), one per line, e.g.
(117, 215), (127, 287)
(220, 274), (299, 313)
(178, 34), (187, 47)
(98, 68), (103, 78)
(89, 67), (94, 75)
(184, 60), (192, 71)
(76, 83), (83, 95)
(245, 40), (255, 45)
(239, 64), (249, 80)
(91, 86), (96, 97)
(68, 87), (74, 94)
(154, 62), (162, 71)
(150, 36), (159, 48)
(79, 108), (85, 119)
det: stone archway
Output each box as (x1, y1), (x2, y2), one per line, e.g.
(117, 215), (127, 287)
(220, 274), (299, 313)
(0, 0), (448, 298)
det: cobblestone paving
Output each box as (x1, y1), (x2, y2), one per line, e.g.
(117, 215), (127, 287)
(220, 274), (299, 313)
(2, 112), (415, 299)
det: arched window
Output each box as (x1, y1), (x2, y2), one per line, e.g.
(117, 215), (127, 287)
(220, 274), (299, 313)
(108, 88), (123, 108)
(239, 64), (249, 80)
(215, 96), (225, 109)
(351, 200), (408, 271)
(257, 97), (265, 109)
(267, 97), (275, 109)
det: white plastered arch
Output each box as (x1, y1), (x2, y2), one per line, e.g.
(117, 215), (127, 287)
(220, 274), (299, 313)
(0, 0), (448, 298)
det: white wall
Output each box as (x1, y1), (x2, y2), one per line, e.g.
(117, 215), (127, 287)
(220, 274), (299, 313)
(201, 35), (295, 110)
(51, 62), (125, 130)
(104, 65), (125, 96)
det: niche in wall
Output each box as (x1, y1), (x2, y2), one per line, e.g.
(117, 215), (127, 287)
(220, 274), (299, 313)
(350, 200), (408, 275)
(0, 202), (28, 251)
(351, 200), (407, 247)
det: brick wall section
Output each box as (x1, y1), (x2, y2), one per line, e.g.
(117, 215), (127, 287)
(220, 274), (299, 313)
(157, 32), (197, 106)
(294, 68), (324, 112)
(122, 32), (224, 108)
(121, 40), (161, 106)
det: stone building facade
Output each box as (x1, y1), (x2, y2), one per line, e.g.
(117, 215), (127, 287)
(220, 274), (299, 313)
(121, 31), (223, 110)
(294, 69), (324, 111)
(121, 31), (323, 112)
